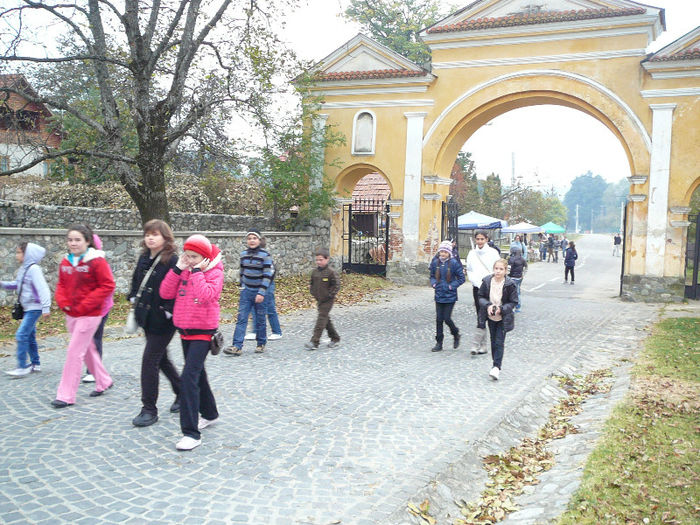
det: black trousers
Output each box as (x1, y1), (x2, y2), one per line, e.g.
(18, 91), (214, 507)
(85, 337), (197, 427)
(311, 300), (339, 345)
(180, 339), (218, 439)
(141, 330), (180, 415)
(472, 286), (480, 316)
(565, 266), (575, 282)
(487, 319), (505, 369)
(435, 302), (458, 344)
(92, 313), (109, 357)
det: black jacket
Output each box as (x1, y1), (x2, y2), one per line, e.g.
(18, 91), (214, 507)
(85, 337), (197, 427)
(508, 255), (527, 279)
(129, 252), (177, 334)
(477, 275), (518, 332)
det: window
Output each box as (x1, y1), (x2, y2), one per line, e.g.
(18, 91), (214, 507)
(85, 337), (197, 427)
(352, 110), (376, 155)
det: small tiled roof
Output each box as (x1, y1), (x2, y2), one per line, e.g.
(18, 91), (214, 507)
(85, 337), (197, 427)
(317, 69), (425, 82)
(352, 173), (391, 202)
(649, 48), (700, 62)
(427, 7), (645, 34)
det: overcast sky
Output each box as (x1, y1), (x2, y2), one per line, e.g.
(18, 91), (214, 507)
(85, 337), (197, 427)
(282, 0), (700, 194)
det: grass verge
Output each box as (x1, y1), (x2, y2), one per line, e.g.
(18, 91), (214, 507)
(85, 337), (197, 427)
(558, 317), (700, 525)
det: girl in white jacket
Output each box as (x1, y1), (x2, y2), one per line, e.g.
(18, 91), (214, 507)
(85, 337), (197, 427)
(465, 231), (500, 355)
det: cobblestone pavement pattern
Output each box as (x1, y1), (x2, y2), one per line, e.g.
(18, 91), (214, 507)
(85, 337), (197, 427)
(0, 234), (661, 524)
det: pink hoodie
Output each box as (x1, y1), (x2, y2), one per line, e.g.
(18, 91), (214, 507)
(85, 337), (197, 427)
(92, 234), (114, 316)
(159, 245), (224, 331)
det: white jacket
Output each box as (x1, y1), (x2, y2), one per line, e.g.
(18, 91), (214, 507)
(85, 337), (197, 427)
(466, 245), (501, 288)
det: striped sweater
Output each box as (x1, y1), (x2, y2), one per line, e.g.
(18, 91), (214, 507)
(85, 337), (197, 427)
(239, 247), (274, 296)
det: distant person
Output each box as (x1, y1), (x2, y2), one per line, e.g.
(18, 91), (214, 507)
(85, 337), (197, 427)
(429, 240), (466, 352)
(539, 237), (547, 261)
(477, 259), (518, 381)
(2, 242), (51, 377)
(509, 235), (526, 261)
(507, 247), (527, 313)
(547, 234), (555, 262)
(245, 236), (282, 341)
(564, 241), (578, 285)
(305, 248), (341, 351)
(560, 235), (569, 259)
(487, 237), (501, 256)
(613, 233), (622, 257)
(466, 230), (500, 355)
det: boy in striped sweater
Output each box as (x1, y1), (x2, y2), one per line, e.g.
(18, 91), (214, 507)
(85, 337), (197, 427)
(224, 229), (274, 356)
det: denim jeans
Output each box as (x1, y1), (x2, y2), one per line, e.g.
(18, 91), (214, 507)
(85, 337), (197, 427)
(487, 319), (505, 369)
(435, 301), (458, 344)
(16, 309), (42, 368)
(232, 287), (267, 347)
(252, 281), (281, 335)
(511, 277), (522, 309)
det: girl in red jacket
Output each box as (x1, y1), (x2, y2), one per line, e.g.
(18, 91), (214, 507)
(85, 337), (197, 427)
(160, 234), (223, 451)
(52, 224), (116, 408)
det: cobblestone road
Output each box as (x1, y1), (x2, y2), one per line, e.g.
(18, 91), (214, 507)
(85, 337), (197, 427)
(0, 234), (660, 524)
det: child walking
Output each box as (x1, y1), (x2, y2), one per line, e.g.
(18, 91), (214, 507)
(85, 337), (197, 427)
(305, 248), (340, 350)
(53, 225), (115, 408)
(244, 237), (282, 341)
(160, 234), (223, 451)
(2, 242), (51, 377)
(129, 220), (181, 428)
(477, 259), (518, 381)
(429, 240), (465, 352)
(564, 241), (578, 284)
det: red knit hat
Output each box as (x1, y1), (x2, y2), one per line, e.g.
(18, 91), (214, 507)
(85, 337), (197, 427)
(183, 234), (212, 259)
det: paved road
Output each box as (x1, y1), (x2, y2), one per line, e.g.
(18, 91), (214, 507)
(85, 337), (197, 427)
(0, 234), (658, 524)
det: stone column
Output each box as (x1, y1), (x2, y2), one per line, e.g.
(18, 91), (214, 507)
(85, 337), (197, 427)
(311, 113), (329, 191)
(645, 103), (676, 276)
(403, 112), (427, 260)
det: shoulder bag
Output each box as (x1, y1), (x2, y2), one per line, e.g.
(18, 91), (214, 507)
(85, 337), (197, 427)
(126, 255), (161, 334)
(12, 263), (36, 320)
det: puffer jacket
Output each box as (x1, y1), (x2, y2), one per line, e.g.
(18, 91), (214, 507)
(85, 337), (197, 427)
(55, 248), (116, 317)
(1, 242), (51, 314)
(159, 245), (223, 333)
(429, 255), (465, 303)
(129, 251), (177, 335)
(564, 248), (578, 267)
(477, 275), (518, 332)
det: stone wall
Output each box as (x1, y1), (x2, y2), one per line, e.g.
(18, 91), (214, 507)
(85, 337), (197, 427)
(386, 260), (430, 286)
(621, 274), (685, 303)
(0, 200), (273, 232)
(0, 226), (330, 306)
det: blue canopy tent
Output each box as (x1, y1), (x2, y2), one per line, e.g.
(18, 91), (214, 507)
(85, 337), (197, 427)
(457, 211), (508, 230)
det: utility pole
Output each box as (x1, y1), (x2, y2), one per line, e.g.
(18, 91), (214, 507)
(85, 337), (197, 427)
(619, 200), (624, 233)
(590, 208), (594, 234)
(511, 152), (516, 188)
(575, 204), (579, 233)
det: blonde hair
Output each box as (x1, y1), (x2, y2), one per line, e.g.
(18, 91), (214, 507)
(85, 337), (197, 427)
(493, 258), (508, 270)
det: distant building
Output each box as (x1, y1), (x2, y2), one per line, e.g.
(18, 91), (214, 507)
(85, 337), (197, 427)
(0, 74), (61, 176)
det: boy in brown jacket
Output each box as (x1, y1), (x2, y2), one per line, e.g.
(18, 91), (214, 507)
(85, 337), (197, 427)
(305, 248), (341, 350)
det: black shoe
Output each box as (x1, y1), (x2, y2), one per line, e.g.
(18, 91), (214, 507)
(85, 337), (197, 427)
(89, 383), (113, 397)
(51, 399), (73, 408)
(453, 333), (461, 349)
(169, 397), (180, 413)
(132, 411), (158, 427)
(431, 344), (443, 352)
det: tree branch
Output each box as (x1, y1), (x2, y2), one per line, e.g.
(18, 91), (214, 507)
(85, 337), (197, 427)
(0, 147), (137, 177)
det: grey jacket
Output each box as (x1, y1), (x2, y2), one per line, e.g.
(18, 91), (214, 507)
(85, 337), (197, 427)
(1, 243), (51, 314)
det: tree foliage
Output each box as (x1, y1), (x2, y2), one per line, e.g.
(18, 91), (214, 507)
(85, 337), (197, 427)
(0, 0), (301, 224)
(563, 172), (618, 231)
(343, 0), (446, 65)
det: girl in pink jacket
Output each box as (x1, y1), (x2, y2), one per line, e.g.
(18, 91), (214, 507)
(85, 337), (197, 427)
(160, 234), (223, 451)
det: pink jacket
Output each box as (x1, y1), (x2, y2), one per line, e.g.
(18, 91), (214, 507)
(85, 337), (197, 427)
(159, 245), (223, 331)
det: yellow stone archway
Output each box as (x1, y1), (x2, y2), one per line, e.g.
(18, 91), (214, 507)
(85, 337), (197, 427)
(309, 1), (700, 299)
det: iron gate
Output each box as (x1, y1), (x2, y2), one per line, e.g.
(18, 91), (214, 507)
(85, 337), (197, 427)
(684, 213), (699, 300)
(341, 198), (390, 276)
(441, 200), (459, 248)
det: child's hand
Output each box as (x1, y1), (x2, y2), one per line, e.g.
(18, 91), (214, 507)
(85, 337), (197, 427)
(193, 258), (210, 270)
(255, 294), (264, 304)
(176, 253), (188, 270)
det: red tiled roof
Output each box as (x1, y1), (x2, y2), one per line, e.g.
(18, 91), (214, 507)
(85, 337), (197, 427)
(352, 173), (391, 202)
(427, 7), (646, 34)
(649, 48), (700, 62)
(317, 69), (425, 82)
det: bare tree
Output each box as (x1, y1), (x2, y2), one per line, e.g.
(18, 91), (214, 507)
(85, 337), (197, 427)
(0, 0), (299, 222)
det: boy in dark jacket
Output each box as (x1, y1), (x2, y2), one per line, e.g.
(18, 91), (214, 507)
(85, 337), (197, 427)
(305, 248), (341, 350)
(507, 247), (527, 312)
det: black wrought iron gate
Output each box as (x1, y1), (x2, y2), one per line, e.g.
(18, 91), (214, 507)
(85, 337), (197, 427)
(441, 200), (459, 247)
(342, 198), (390, 276)
(684, 213), (699, 300)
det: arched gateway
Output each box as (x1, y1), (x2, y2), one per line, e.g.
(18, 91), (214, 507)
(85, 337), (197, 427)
(308, 1), (700, 301)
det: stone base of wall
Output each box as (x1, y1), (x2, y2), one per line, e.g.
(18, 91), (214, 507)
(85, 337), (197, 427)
(386, 260), (430, 286)
(621, 274), (685, 303)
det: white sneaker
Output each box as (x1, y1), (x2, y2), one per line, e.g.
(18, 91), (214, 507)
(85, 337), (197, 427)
(489, 367), (500, 381)
(31, 364), (41, 372)
(5, 367), (32, 377)
(244, 333), (256, 340)
(82, 374), (95, 383)
(268, 333), (282, 341)
(175, 436), (201, 451)
(198, 417), (218, 431)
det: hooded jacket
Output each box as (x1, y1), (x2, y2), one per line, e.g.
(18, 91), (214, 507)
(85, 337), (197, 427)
(466, 244), (501, 288)
(507, 248), (528, 279)
(55, 247), (116, 317)
(1, 242), (51, 314)
(477, 274), (518, 332)
(159, 245), (224, 332)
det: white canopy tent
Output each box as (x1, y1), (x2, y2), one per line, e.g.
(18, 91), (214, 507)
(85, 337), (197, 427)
(501, 221), (544, 234)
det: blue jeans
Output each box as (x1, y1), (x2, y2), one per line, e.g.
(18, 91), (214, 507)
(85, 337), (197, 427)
(252, 281), (281, 335)
(511, 277), (522, 309)
(16, 309), (42, 368)
(487, 319), (505, 369)
(233, 287), (267, 347)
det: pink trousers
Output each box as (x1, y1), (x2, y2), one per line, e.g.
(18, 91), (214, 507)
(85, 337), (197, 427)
(55, 315), (113, 404)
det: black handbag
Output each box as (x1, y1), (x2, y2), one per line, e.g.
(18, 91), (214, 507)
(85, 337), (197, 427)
(11, 263), (35, 320)
(209, 330), (224, 355)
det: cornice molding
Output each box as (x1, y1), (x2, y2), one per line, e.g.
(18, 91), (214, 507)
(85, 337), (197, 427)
(669, 206), (691, 215)
(433, 49), (645, 69)
(670, 220), (691, 228)
(422, 176), (453, 186)
(641, 88), (700, 98)
(627, 175), (648, 185)
(321, 99), (434, 109)
(422, 193), (442, 201)
(628, 194), (646, 202)
(647, 70), (700, 80)
(311, 85), (429, 96)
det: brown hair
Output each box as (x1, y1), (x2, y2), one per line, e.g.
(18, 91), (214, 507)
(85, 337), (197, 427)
(435, 259), (452, 283)
(315, 247), (330, 259)
(141, 219), (176, 265)
(18, 242), (28, 254)
(67, 223), (95, 247)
